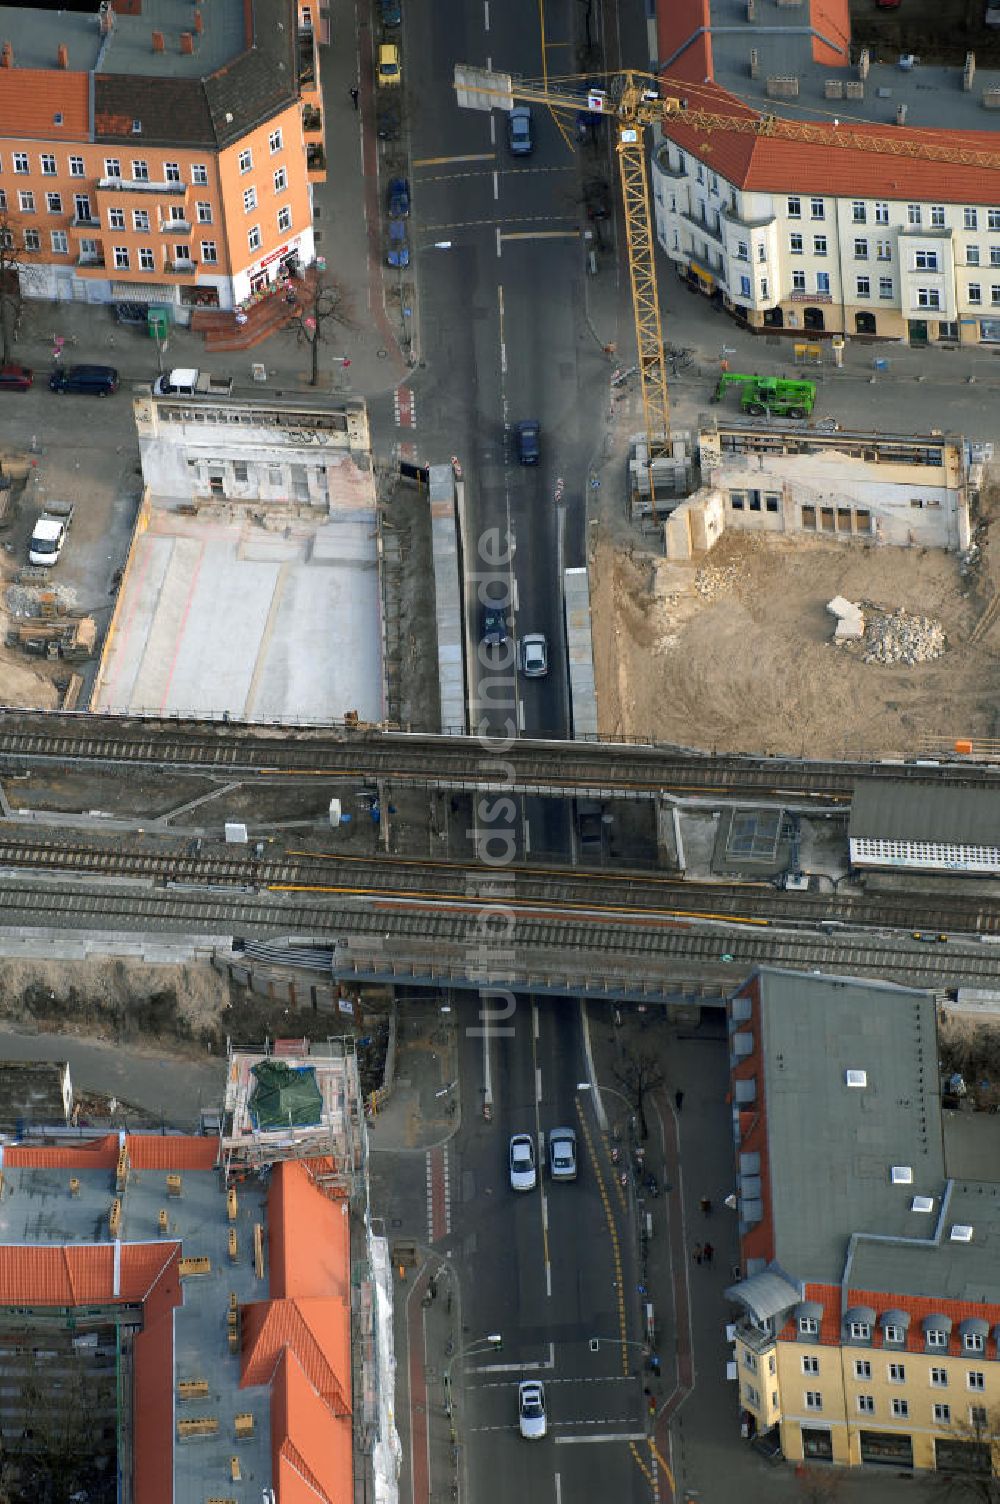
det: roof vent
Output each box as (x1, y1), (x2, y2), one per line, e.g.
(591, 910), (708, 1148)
(845, 1069), (867, 1088)
(891, 1166), (913, 1184)
(132, 119), (142, 134)
(225, 111), (234, 123)
(950, 1224), (974, 1243)
(911, 1196), (934, 1213)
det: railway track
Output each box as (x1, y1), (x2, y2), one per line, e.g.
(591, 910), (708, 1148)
(0, 835), (998, 938)
(0, 710), (998, 798)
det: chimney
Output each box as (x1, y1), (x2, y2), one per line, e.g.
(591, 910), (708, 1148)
(193, 9), (203, 32)
(57, 43), (68, 67)
(0, 42), (13, 67)
(152, 29), (164, 49)
(180, 30), (193, 52)
(98, 1), (115, 35)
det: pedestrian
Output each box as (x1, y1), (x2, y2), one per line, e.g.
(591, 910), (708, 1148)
(649, 1354), (661, 1377)
(674, 1089), (684, 1111)
(700, 1195), (713, 1216)
(703, 1242), (714, 1266)
(350, 85), (359, 110)
(692, 1243), (703, 1265)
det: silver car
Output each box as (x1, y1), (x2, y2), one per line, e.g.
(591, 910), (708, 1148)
(509, 1133), (537, 1192)
(518, 1380), (547, 1439)
(520, 633), (548, 678)
(548, 1126), (577, 1181)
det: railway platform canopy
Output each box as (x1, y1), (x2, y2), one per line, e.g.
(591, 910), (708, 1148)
(849, 778), (1000, 877)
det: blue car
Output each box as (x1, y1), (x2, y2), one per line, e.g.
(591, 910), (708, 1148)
(388, 176), (410, 218)
(380, 0), (401, 25)
(387, 219), (410, 267)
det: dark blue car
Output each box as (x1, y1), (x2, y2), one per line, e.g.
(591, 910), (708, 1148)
(388, 177), (410, 218)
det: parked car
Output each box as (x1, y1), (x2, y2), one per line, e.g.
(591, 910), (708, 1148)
(377, 105), (401, 140)
(481, 603), (508, 649)
(516, 420), (540, 465)
(0, 364), (33, 391)
(518, 1381), (547, 1440)
(388, 176), (410, 217)
(548, 1126), (577, 1181)
(49, 364), (118, 396)
(520, 633), (548, 678)
(378, 43), (401, 85)
(509, 1134), (537, 1191)
(507, 105), (533, 156)
(387, 219), (410, 268)
(380, 0), (401, 25)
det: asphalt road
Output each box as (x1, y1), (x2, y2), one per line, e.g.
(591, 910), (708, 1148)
(450, 999), (649, 1504)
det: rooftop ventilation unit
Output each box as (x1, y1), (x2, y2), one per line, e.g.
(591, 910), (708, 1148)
(950, 1225), (974, 1242)
(891, 1166), (913, 1184)
(846, 1069), (867, 1088)
(911, 1196), (934, 1213)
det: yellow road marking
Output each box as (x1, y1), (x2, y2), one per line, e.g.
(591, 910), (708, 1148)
(412, 153), (496, 166)
(649, 1436), (674, 1493)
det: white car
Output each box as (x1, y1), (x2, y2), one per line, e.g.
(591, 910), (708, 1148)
(548, 1126), (577, 1181)
(520, 633), (548, 678)
(509, 1133), (537, 1192)
(518, 1380), (547, 1439)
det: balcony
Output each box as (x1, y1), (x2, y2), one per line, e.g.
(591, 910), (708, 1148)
(680, 205), (723, 243)
(98, 176), (185, 195)
(298, 29), (317, 88)
(164, 259), (196, 275)
(306, 144), (326, 183)
(70, 213), (100, 231)
(161, 218), (192, 234)
(302, 106), (323, 136)
(76, 251), (106, 270)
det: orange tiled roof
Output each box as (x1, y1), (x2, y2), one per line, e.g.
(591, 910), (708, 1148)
(128, 1136), (218, 1171)
(241, 1297), (352, 1416)
(661, 78), (1000, 203)
(4, 1133), (119, 1169)
(271, 1348), (354, 1504)
(0, 71), (90, 139)
(269, 1159), (350, 1301)
(3, 1133), (217, 1172)
(0, 1242), (180, 1306)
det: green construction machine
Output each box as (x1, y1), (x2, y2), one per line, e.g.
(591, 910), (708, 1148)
(712, 372), (816, 419)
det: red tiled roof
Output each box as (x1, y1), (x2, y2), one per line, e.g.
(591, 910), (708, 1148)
(656, 0), (712, 85)
(269, 1159), (350, 1302)
(133, 1250), (183, 1504)
(3, 1133), (217, 1171)
(0, 71), (89, 139)
(660, 77), (1000, 203)
(0, 1242), (179, 1306)
(777, 1283), (1000, 1355)
(271, 1349), (353, 1504)
(241, 1297), (352, 1416)
(128, 1137), (218, 1171)
(4, 1134), (119, 1169)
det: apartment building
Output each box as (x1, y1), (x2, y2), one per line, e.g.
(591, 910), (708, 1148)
(0, 0), (324, 324)
(653, 0), (1000, 346)
(726, 968), (1000, 1475)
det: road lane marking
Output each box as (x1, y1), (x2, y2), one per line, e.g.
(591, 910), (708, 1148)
(533, 1005), (540, 1041)
(555, 1433), (648, 1445)
(467, 1349), (554, 1374)
(500, 230), (580, 241)
(496, 226), (502, 258)
(524, 816), (531, 855)
(484, 0), (490, 26)
(473, 1375), (638, 1388)
(493, 170), (499, 200)
(555, 1474), (561, 1504)
(517, 699), (525, 731)
(490, 114), (496, 145)
(411, 152), (496, 166)
(536, 1065), (543, 1099)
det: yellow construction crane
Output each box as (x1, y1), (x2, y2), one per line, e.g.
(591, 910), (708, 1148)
(455, 66), (1000, 490)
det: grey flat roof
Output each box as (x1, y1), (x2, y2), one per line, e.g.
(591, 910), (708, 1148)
(849, 777), (1000, 846)
(0, 0), (243, 78)
(759, 969), (945, 1284)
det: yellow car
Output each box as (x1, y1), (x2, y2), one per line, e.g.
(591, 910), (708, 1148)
(378, 43), (401, 86)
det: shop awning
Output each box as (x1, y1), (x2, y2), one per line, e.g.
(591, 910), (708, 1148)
(689, 260), (715, 288)
(111, 282), (175, 303)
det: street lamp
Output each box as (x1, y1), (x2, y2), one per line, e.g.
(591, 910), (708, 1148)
(443, 1333), (502, 1440)
(577, 1080), (637, 1136)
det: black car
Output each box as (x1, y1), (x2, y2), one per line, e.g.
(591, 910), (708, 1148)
(516, 420), (540, 465)
(377, 105), (401, 140)
(380, 0), (401, 24)
(49, 364), (119, 396)
(481, 604), (508, 648)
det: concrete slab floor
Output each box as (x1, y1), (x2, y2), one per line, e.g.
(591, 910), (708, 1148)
(93, 507), (383, 723)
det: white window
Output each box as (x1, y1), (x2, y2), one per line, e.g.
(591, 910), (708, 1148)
(917, 288), (941, 309)
(854, 238), (868, 259)
(12, 152), (28, 174)
(104, 157), (122, 178)
(23, 229), (40, 252)
(196, 201), (213, 223)
(968, 245), (981, 266)
(736, 239), (749, 261)
(971, 1405), (988, 1428)
(201, 239), (218, 263)
(813, 235), (827, 256)
(17, 191), (34, 213)
(884, 1325), (904, 1345)
(850, 1323), (871, 1341)
(876, 239), (892, 261)
(787, 195), (801, 218)
(243, 186), (257, 213)
(756, 243), (766, 263)
(968, 284), (982, 304)
(799, 1317), (819, 1336)
(934, 1403), (951, 1423)
(990, 207), (1000, 231)
(816, 272), (830, 294)
(269, 128), (283, 153)
(114, 246), (129, 269)
(802, 1356), (819, 1375)
(192, 163), (208, 185)
(854, 1360), (872, 1380)
(792, 269), (806, 291)
(930, 1369), (948, 1387)
(908, 203), (922, 227)
(45, 193), (62, 214)
(888, 1364), (906, 1383)
(744, 1351), (758, 1372)
(852, 200), (866, 223)
(173, 243), (190, 263)
(965, 207), (979, 230)
(804, 1391), (822, 1411)
(274, 166), (288, 194)
(856, 277), (870, 299)
(967, 1371), (986, 1391)
(168, 204), (186, 223)
(248, 224), (261, 252)
(108, 207), (125, 230)
(50, 230), (68, 254)
(992, 286), (1000, 306)
(132, 208), (150, 232)
(138, 246), (154, 270)
(875, 201), (889, 223)
(164, 161), (181, 182)
(0, 190), (6, 212)
(277, 205), (292, 233)
(69, 155), (85, 177)
(930, 205), (945, 227)
(739, 274), (751, 298)
(964, 1333), (985, 1353)
(131, 160), (149, 181)
(810, 197), (824, 220)
(39, 153), (56, 176)
(857, 1394), (875, 1414)
(915, 249), (939, 270)
(891, 1398), (909, 1419)
(238, 148), (253, 174)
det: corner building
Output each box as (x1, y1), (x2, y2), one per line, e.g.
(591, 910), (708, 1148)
(0, 0), (324, 321)
(726, 968), (1000, 1475)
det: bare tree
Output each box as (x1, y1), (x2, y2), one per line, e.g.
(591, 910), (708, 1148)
(614, 1045), (665, 1141)
(0, 205), (35, 366)
(288, 268), (355, 387)
(930, 1406), (1000, 1503)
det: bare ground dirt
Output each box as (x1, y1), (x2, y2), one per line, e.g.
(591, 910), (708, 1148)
(590, 493), (1000, 759)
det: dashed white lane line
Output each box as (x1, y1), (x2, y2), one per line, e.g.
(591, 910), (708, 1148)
(555, 1432), (648, 1445)
(443, 1144), (452, 1234)
(523, 817), (531, 855)
(484, 0), (490, 27)
(473, 1375), (638, 1389)
(555, 1474), (562, 1504)
(425, 1150), (434, 1243)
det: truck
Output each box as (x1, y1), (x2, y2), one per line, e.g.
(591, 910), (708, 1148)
(152, 368), (234, 398)
(712, 372), (816, 419)
(28, 502), (74, 567)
